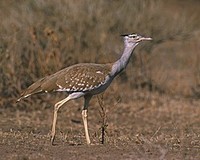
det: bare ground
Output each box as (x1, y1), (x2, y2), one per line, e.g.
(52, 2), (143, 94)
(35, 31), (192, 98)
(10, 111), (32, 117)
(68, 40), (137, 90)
(0, 90), (199, 160)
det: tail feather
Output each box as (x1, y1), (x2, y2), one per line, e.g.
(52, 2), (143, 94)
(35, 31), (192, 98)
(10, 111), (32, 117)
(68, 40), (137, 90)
(17, 78), (45, 102)
(17, 73), (59, 102)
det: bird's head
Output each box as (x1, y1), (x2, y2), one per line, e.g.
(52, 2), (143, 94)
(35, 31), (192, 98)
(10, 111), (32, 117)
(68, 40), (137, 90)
(121, 33), (152, 47)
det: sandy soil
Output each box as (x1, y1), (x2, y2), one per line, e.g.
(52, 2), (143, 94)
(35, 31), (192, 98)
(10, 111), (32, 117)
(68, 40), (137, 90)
(0, 91), (199, 160)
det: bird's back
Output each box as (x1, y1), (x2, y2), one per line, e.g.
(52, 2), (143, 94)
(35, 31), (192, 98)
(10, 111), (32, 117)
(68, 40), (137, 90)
(18, 63), (113, 101)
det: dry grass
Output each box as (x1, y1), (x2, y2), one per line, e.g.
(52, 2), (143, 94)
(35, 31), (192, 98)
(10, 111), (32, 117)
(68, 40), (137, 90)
(0, 0), (199, 109)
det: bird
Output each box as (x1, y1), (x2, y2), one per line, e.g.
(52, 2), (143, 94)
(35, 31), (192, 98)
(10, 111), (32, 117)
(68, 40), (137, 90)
(17, 33), (152, 145)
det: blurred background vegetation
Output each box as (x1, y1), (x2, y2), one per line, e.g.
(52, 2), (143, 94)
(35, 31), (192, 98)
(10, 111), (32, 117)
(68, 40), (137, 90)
(0, 0), (199, 109)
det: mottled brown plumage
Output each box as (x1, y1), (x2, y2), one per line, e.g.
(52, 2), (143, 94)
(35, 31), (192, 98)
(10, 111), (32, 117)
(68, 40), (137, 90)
(18, 63), (112, 101)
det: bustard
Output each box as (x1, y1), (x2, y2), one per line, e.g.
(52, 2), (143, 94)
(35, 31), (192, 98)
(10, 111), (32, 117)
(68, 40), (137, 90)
(17, 33), (152, 145)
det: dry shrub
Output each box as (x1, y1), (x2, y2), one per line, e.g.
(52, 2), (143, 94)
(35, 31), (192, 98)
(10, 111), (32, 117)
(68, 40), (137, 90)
(0, 0), (198, 109)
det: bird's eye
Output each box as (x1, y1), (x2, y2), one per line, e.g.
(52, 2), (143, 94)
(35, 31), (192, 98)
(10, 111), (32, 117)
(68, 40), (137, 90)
(130, 34), (137, 38)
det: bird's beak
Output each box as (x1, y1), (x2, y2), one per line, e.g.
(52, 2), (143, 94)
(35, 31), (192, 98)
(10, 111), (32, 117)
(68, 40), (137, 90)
(140, 37), (152, 41)
(136, 36), (152, 43)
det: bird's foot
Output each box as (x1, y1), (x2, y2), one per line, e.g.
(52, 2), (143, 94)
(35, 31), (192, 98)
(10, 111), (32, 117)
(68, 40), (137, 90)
(50, 135), (55, 145)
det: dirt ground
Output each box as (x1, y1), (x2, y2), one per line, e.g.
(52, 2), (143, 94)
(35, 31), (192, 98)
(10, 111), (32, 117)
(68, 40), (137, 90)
(0, 90), (199, 160)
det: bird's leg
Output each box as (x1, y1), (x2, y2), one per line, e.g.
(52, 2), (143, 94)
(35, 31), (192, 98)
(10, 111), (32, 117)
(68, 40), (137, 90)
(82, 95), (92, 144)
(82, 109), (90, 144)
(51, 96), (71, 145)
(51, 92), (85, 145)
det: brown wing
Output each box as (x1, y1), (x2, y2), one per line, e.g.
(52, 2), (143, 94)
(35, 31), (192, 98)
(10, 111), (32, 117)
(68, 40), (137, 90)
(56, 63), (112, 92)
(17, 63), (112, 101)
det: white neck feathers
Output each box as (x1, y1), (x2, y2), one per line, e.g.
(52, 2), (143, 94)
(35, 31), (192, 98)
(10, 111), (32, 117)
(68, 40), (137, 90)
(110, 43), (138, 77)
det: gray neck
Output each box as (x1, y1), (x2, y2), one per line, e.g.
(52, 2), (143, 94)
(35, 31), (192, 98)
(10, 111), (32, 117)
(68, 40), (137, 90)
(110, 43), (138, 77)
